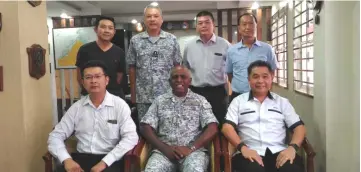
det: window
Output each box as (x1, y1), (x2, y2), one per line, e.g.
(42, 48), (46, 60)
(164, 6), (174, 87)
(272, 6), (288, 87)
(293, 0), (314, 96)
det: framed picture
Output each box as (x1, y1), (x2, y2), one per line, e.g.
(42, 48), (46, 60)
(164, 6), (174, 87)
(53, 27), (96, 69)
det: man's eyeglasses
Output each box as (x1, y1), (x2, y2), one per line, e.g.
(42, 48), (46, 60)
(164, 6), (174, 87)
(83, 74), (106, 80)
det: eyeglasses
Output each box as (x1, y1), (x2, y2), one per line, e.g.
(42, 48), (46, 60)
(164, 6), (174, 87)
(83, 74), (106, 80)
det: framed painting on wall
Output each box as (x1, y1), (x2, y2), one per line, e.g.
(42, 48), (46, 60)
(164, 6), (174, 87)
(53, 27), (97, 69)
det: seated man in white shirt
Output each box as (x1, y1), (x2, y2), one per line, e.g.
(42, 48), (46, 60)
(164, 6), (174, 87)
(48, 60), (138, 172)
(222, 60), (306, 172)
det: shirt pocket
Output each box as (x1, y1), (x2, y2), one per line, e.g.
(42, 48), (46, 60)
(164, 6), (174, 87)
(136, 52), (149, 69)
(210, 53), (225, 70)
(99, 121), (120, 140)
(267, 108), (285, 125)
(238, 109), (258, 124)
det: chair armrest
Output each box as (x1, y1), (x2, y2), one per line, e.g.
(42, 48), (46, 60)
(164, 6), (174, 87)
(302, 137), (316, 172)
(42, 151), (53, 172)
(221, 135), (233, 172)
(209, 135), (221, 172)
(126, 138), (149, 172)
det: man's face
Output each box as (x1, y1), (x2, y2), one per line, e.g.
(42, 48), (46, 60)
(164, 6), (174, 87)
(95, 19), (115, 41)
(239, 15), (257, 39)
(82, 67), (109, 94)
(196, 15), (214, 37)
(170, 67), (192, 97)
(248, 66), (273, 95)
(144, 8), (163, 31)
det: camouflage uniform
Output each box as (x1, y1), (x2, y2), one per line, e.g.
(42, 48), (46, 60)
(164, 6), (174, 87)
(126, 30), (182, 120)
(141, 89), (218, 172)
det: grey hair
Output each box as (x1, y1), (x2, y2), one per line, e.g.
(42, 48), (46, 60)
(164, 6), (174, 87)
(169, 66), (192, 79)
(143, 4), (163, 16)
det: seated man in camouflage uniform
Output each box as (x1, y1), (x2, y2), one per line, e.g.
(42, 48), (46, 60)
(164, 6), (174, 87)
(140, 66), (219, 172)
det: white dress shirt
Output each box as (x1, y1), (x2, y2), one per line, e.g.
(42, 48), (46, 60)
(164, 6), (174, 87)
(225, 91), (303, 156)
(48, 91), (138, 166)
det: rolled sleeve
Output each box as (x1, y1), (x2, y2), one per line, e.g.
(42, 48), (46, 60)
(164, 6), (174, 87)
(140, 100), (159, 130)
(226, 50), (233, 73)
(224, 96), (240, 127)
(102, 104), (138, 166)
(126, 39), (136, 66)
(282, 99), (304, 130)
(199, 97), (218, 128)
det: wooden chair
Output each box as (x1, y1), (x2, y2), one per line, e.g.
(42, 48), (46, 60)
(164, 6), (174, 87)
(221, 135), (316, 172)
(124, 136), (222, 172)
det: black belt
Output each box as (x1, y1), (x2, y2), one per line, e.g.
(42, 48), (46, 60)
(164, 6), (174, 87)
(190, 84), (225, 90)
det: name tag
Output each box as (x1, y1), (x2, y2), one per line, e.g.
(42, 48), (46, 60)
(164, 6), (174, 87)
(107, 120), (117, 124)
(214, 53), (223, 56)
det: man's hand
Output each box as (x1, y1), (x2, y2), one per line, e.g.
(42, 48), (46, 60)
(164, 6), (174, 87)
(173, 146), (192, 158)
(240, 146), (264, 167)
(131, 95), (136, 104)
(276, 146), (296, 168)
(63, 158), (84, 172)
(90, 161), (107, 172)
(160, 145), (182, 163)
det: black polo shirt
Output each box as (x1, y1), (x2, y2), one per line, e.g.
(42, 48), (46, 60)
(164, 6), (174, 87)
(76, 41), (126, 98)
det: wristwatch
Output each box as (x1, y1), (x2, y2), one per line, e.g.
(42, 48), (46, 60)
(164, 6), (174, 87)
(289, 143), (299, 152)
(236, 142), (247, 151)
(189, 145), (197, 152)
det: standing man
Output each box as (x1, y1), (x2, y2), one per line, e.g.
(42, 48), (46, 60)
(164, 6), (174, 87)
(48, 60), (138, 172)
(182, 11), (231, 123)
(76, 16), (127, 99)
(226, 13), (277, 102)
(126, 4), (182, 120)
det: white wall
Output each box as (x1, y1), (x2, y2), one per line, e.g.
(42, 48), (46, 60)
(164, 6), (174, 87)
(272, 1), (360, 172)
(47, 17), (58, 126)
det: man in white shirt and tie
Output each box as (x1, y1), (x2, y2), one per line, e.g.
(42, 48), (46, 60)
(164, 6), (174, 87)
(48, 60), (138, 172)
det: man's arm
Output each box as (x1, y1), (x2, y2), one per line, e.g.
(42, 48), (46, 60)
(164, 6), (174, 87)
(225, 50), (233, 83)
(126, 39), (137, 103)
(222, 123), (242, 147)
(116, 50), (127, 85)
(182, 45), (190, 69)
(289, 125), (306, 147)
(75, 46), (84, 86)
(227, 73), (233, 83)
(172, 38), (182, 66)
(268, 46), (278, 72)
(191, 123), (218, 150)
(102, 105), (139, 166)
(47, 105), (77, 163)
(128, 66), (136, 103)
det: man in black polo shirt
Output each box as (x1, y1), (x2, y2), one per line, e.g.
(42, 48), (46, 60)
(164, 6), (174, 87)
(76, 16), (126, 99)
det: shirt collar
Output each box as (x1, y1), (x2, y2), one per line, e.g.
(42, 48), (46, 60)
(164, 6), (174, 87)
(164, 89), (193, 102)
(141, 30), (167, 38)
(248, 91), (274, 101)
(82, 91), (114, 107)
(236, 39), (262, 49)
(196, 34), (216, 44)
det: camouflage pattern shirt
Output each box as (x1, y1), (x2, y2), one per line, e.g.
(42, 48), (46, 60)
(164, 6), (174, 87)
(126, 30), (182, 103)
(141, 89), (218, 149)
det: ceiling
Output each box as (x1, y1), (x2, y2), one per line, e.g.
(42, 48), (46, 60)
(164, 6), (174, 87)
(47, 1), (277, 23)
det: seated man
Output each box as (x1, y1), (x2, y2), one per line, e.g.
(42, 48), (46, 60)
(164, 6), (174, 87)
(222, 60), (306, 172)
(140, 66), (218, 172)
(48, 60), (138, 172)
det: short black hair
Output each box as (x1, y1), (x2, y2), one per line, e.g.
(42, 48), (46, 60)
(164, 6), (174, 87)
(95, 16), (115, 28)
(196, 10), (215, 22)
(247, 60), (273, 76)
(81, 60), (108, 77)
(238, 13), (258, 26)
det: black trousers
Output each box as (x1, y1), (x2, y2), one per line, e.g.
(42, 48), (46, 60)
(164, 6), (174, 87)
(58, 153), (124, 172)
(230, 91), (242, 103)
(232, 148), (303, 172)
(190, 85), (228, 124)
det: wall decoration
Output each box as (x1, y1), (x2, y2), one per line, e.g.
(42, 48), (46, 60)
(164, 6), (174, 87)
(28, 0), (42, 7)
(27, 44), (46, 79)
(53, 27), (97, 69)
(0, 13), (2, 33)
